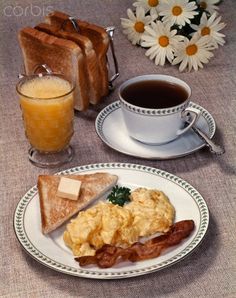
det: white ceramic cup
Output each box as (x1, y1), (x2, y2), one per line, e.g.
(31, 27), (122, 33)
(119, 74), (201, 145)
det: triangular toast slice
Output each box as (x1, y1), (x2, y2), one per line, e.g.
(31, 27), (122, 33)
(38, 173), (118, 234)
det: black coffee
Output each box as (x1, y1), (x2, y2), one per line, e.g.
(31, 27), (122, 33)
(121, 80), (188, 109)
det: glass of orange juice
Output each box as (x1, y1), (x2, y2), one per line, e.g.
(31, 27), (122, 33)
(16, 71), (75, 168)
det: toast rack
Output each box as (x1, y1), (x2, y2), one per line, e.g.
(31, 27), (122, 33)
(62, 17), (119, 91)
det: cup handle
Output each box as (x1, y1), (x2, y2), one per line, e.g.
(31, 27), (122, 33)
(177, 107), (201, 136)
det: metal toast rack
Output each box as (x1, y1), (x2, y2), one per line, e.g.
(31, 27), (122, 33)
(61, 17), (119, 91)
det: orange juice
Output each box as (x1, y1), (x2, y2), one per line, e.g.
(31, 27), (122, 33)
(19, 76), (74, 152)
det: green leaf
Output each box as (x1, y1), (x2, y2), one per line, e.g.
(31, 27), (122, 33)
(106, 185), (131, 207)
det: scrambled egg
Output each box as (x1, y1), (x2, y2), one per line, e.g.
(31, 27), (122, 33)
(125, 188), (175, 236)
(63, 188), (175, 257)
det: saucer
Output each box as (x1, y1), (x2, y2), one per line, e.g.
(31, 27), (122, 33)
(95, 101), (216, 160)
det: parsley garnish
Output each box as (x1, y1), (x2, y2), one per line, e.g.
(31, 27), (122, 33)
(107, 185), (131, 206)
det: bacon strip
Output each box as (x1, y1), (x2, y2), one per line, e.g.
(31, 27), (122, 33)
(75, 220), (195, 268)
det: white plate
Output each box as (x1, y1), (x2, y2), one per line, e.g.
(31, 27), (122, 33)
(95, 101), (216, 159)
(14, 163), (209, 279)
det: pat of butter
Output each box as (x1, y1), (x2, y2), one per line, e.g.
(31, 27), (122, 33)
(57, 177), (81, 200)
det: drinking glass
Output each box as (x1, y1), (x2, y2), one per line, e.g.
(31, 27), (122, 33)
(16, 70), (75, 168)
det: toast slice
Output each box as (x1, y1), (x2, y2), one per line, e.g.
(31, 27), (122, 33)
(18, 27), (89, 111)
(35, 22), (101, 104)
(38, 173), (118, 234)
(45, 11), (109, 98)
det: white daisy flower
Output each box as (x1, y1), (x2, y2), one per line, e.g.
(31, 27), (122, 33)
(133, 0), (165, 17)
(172, 33), (214, 71)
(159, 0), (199, 27)
(191, 12), (226, 48)
(197, 0), (220, 15)
(121, 7), (154, 45)
(141, 21), (184, 66)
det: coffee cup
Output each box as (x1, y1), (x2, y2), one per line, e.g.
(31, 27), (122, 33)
(119, 74), (201, 145)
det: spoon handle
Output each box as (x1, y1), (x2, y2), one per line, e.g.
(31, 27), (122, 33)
(191, 125), (225, 155)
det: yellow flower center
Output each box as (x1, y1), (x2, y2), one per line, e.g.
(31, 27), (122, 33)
(200, 2), (207, 9)
(201, 26), (211, 36)
(134, 21), (145, 33)
(186, 44), (198, 56)
(159, 35), (169, 47)
(172, 6), (183, 16)
(148, 0), (159, 7)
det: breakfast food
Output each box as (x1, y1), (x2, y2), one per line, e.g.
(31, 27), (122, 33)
(18, 11), (110, 111)
(126, 188), (175, 235)
(35, 22), (101, 105)
(76, 220), (195, 268)
(56, 177), (82, 201)
(37, 173), (118, 234)
(63, 202), (140, 257)
(38, 171), (194, 268)
(19, 75), (74, 152)
(63, 188), (175, 257)
(45, 11), (109, 98)
(18, 27), (89, 111)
